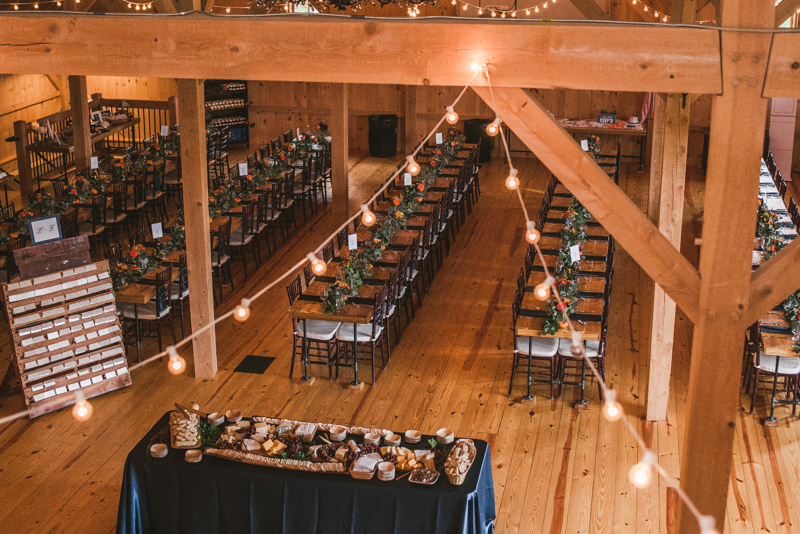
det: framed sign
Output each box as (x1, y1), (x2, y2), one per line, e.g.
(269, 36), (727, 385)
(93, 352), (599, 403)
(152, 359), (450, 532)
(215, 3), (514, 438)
(27, 215), (63, 245)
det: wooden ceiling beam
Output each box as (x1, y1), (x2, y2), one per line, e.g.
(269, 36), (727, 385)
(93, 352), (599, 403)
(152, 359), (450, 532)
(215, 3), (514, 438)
(472, 86), (701, 322)
(764, 32), (800, 98)
(0, 14), (724, 94)
(775, 0), (800, 26)
(566, 0), (607, 20)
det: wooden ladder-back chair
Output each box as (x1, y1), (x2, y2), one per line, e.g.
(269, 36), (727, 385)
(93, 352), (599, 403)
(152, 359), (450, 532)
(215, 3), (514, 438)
(145, 159), (168, 224)
(270, 137), (282, 153)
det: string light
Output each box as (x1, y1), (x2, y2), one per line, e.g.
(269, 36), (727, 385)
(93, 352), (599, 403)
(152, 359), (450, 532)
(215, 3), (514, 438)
(71, 390), (93, 422)
(226, 6), (231, 11)
(445, 106), (459, 125)
(629, 0), (669, 21)
(14, 3), (19, 7)
(525, 221), (540, 245)
(601, 389), (624, 421)
(490, 10), (496, 16)
(533, 275), (555, 301)
(405, 155), (421, 176)
(629, 451), (656, 488)
(361, 204), (376, 227)
(505, 168), (520, 190)
(699, 516), (720, 534)
(167, 346), (187, 375)
(486, 117), (502, 137)
(233, 298), (251, 322)
(307, 252), (327, 275)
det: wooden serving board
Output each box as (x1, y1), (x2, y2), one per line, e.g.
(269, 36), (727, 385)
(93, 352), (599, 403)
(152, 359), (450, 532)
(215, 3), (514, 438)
(169, 411), (200, 449)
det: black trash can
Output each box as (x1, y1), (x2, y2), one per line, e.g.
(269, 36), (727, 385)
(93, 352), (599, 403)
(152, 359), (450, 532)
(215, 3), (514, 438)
(368, 114), (398, 158)
(464, 118), (493, 164)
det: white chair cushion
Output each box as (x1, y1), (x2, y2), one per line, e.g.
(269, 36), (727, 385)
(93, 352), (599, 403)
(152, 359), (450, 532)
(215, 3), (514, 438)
(385, 304), (396, 317)
(122, 301), (170, 320)
(125, 198), (146, 210)
(336, 323), (383, 342)
(516, 336), (558, 357)
(170, 282), (189, 299)
(78, 221), (105, 235)
(211, 252), (229, 267)
(116, 304), (131, 316)
(104, 211), (127, 224)
(756, 353), (800, 375)
(145, 190), (163, 201)
(229, 229), (253, 246)
(557, 338), (600, 357)
(296, 320), (341, 341)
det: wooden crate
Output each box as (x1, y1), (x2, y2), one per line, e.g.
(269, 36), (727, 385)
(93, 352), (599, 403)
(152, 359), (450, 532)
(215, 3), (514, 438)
(3, 259), (132, 418)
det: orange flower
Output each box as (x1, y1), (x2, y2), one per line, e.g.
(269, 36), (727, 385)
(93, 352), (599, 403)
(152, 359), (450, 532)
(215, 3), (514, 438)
(91, 189), (98, 195)
(395, 212), (404, 219)
(246, 174), (253, 181)
(209, 217), (213, 223)
(216, 209), (221, 214)
(392, 198), (401, 206)
(430, 161), (436, 167)
(146, 160), (153, 165)
(9, 233), (17, 238)
(417, 183), (424, 192)
(137, 244), (145, 250)
(130, 249), (139, 259)
(235, 198), (241, 203)
(559, 321), (568, 329)
(209, 197), (215, 203)
(373, 238), (380, 244)
(70, 189), (78, 195)
(450, 141), (456, 147)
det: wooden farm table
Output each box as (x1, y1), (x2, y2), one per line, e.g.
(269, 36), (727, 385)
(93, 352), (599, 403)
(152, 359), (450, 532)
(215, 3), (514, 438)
(28, 119), (141, 156)
(288, 281), (381, 387)
(115, 266), (177, 362)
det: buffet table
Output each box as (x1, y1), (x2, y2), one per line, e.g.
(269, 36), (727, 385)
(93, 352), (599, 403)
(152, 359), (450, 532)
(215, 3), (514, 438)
(117, 412), (496, 534)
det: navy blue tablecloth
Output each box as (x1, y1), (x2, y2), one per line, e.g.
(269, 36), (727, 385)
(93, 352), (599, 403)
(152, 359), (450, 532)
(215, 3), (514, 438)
(117, 413), (495, 534)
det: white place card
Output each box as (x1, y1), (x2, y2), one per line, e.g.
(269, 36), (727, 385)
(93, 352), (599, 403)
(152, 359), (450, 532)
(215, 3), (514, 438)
(569, 244), (581, 263)
(90, 156), (99, 169)
(348, 234), (358, 250)
(160, 125), (169, 136)
(435, 133), (443, 144)
(28, 215), (63, 245)
(151, 222), (163, 239)
(238, 162), (248, 176)
(403, 173), (412, 186)
(297, 127), (301, 139)
(580, 139), (589, 151)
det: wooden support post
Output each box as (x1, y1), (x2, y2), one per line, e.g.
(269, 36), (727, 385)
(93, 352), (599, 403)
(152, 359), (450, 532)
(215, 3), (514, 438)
(677, 1), (773, 532)
(13, 120), (34, 201)
(330, 83), (349, 221)
(645, 92), (690, 421)
(176, 78), (218, 379)
(167, 96), (179, 128)
(67, 76), (92, 174)
(404, 85), (418, 154)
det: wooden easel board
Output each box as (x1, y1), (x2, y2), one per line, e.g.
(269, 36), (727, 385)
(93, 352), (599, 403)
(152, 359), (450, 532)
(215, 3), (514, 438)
(2, 259), (132, 418)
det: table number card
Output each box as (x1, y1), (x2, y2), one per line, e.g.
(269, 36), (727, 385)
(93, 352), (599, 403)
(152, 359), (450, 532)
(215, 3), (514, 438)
(160, 125), (169, 137)
(238, 163), (248, 176)
(580, 139), (589, 151)
(297, 128), (301, 139)
(151, 222), (163, 239)
(435, 133), (443, 144)
(569, 244), (581, 263)
(28, 215), (63, 245)
(348, 234), (358, 251)
(90, 157), (99, 170)
(403, 173), (412, 186)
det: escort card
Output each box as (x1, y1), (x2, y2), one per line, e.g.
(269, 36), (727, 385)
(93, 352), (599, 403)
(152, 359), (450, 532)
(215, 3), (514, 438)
(580, 139), (589, 151)
(160, 125), (169, 136)
(348, 234), (358, 250)
(90, 157), (98, 170)
(435, 133), (443, 144)
(403, 173), (412, 186)
(151, 222), (163, 239)
(238, 163), (248, 176)
(569, 244), (581, 263)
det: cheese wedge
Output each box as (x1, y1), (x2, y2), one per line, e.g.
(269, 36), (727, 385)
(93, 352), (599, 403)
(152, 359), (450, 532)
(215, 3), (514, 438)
(271, 441), (287, 455)
(254, 422), (267, 430)
(423, 459), (436, 471)
(261, 439), (274, 453)
(335, 448), (348, 461)
(380, 447), (389, 456)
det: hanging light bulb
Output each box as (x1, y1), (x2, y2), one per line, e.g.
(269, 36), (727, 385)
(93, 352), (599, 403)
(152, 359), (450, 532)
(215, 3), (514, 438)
(543, 2), (547, 7)
(628, 451), (657, 489)
(654, 10), (658, 17)
(72, 390), (93, 422)
(511, 11), (516, 16)
(462, 4), (467, 9)
(135, 4), (140, 9)
(57, 1), (61, 5)
(14, 3), (19, 8)
(233, 298), (251, 322)
(361, 204), (376, 227)
(533, 275), (555, 301)
(535, 6), (539, 12)
(500, 11), (505, 17)
(307, 252), (327, 275)
(34, 3), (39, 8)
(486, 117), (502, 137)
(226, 6), (231, 11)
(451, 0), (456, 4)
(602, 389), (624, 422)
(643, 6), (648, 11)
(167, 346), (187, 375)
(477, 8), (482, 14)
(662, 15), (668, 21)
(128, 2), (132, 6)
(148, 2), (152, 6)
(525, 8), (530, 14)
(445, 106), (459, 125)
(505, 168), (519, 190)
(525, 221), (540, 245)
(405, 155), (421, 176)
(699, 516), (720, 534)
(490, 10), (496, 16)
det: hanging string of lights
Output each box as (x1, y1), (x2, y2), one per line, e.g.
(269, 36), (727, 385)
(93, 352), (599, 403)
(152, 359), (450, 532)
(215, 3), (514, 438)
(0, 57), (716, 533)
(630, 0), (670, 22)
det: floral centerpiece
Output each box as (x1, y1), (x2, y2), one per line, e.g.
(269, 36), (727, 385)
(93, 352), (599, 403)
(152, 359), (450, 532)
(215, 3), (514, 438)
(316, 118), (331, 140)
(208, 184), (241, 219)
(586, 135), (601, 159)
(29, 191), (70, 216)
(321, 280), (350, 314)
(110, 244), (164, 292)
(441, 127), (466, 159)
(782, 290), (800, 354)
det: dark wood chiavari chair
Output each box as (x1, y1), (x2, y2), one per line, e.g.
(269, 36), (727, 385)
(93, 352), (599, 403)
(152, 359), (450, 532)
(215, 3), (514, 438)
(215, 127), (230, 179)
(302, 263), (314, 290)
(247, 152), (258, 170)
(0, 238), (26, 284)
(286, 274), (339, 380)
(122, 263), (177, 353)
(283, 130), (293, 144)
(385, 267), (402, 344)
(211, 218), (234, 305)
(293, 166), (316, 222)
(229, 201), (260, 280)
(280, 169), (298, 233)
(103, 182), (129, 243)
(146, 159), (168, 224)
(259, 144), (271, 160)
(0, 203), (16, 223)
(78, 194), (107, 259)
(229, 163), (240, 182)
(105, 240), (123, 264)
(417, 216), (434, 290)
(509, 288), (560, 398)
(59, 207), (79, 239)
(271, 137), (282, 154)
(170, 253), (190, 340)
(336, 227), (349, 254)
(124, 172), (148, 227)
(335, 283), (389, 386)
(743, 322), (800, 416)
(322, 239), (335, 264)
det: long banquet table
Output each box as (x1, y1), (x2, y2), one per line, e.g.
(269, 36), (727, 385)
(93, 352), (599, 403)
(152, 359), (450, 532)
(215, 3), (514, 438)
(117, 412), (496, 534)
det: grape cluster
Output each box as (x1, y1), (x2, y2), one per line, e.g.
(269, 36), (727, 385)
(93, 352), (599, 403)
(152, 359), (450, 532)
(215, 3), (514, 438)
(382, 451), (397, 464)
(360, 443), (379, 456)
(316, 443), (338, 461)
(243, 425), (257, 439)
(217, 440), (234, 450)
(276, 436), (309, 459)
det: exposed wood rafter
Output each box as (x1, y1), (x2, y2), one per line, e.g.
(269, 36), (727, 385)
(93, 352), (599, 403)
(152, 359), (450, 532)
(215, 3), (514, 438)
(775, 0), (800, 26)
(472, 86), (700, 323)
(746, 237), (800, 324)
(566, 0), (607, 20)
